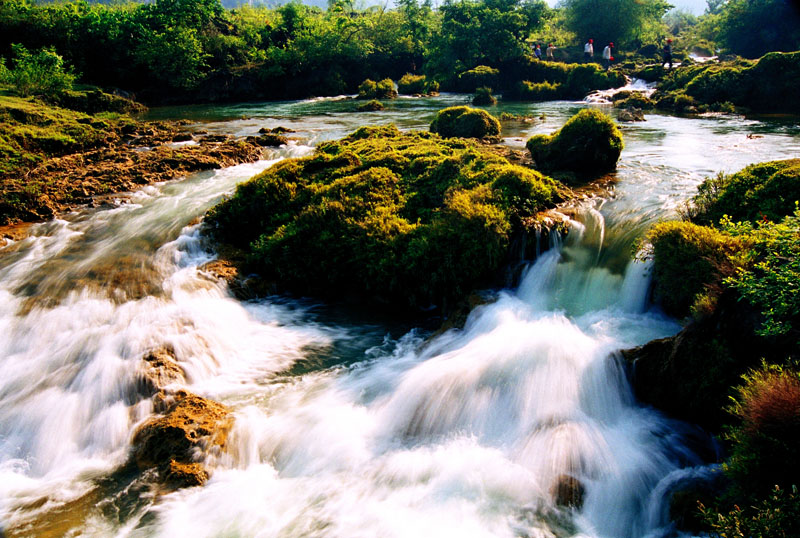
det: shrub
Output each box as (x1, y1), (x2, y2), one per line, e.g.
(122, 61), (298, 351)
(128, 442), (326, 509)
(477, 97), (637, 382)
(724, 364), (800, 497)
(429, 106), (500, 139)
(525, 108), (623, 177)
(721, 210), (800, 339)
(508, 80), (562, 101)
(613, 92), (654, 109)
(701, 486), (800, 538)
(471, 86), (496, 105)
(0, 43), (77, 98)
(358, 78), (396, 99)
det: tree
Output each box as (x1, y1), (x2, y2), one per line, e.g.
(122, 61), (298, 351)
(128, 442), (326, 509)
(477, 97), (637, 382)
(562, 0), (672, 49)
(715, 0), (800, 58)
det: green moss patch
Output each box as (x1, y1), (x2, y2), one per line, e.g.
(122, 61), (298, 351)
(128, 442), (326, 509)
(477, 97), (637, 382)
(504, 61), (626, 101)
(205, 125), (561, 309)
(526, 109), (623, 177)
(429, 106), (500, 139)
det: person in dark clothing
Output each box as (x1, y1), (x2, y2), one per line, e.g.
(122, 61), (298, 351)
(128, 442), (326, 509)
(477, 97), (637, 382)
(663, 38), (673, 69)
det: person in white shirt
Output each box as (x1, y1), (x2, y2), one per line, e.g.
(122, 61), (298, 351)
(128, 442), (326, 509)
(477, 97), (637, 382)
(584, 39), (594, 61)
(602, 42), (614, 70)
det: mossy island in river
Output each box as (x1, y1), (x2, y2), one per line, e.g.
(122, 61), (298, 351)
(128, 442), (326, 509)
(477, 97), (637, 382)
(206, 121), (571, 312)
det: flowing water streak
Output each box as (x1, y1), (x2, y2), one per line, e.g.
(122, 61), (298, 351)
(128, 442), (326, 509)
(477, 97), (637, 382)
(0, 146), (343, 531)
(130, 205), (706, 538)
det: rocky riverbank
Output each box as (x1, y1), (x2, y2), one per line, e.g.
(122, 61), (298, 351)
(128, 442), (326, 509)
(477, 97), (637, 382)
(0, 92), (267, 231)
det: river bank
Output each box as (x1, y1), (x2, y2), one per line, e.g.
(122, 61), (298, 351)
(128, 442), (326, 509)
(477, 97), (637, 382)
(0, 91), (267, 232)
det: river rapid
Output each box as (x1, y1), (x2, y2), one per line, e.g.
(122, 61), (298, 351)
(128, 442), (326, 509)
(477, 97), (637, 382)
(1, 94), (799, 537)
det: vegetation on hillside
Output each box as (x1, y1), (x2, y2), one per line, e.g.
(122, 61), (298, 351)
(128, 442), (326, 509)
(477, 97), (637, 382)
(0, 0), (794, 107)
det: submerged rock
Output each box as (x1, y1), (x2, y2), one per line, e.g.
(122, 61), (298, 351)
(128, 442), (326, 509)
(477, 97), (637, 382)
(551, 474), (585, 509)
(618, 108), (645, 122)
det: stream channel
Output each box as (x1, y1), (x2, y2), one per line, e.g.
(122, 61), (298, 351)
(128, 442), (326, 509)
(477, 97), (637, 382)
(1, 92), (799, 537)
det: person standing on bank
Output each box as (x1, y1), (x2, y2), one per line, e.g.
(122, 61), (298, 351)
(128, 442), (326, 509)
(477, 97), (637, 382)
(663, 38), (673, 69)
(584, 39), (594, 61)
(546, 43), (556, 60)
(534, 43), (542, 60)
(602, 42), (614, 70)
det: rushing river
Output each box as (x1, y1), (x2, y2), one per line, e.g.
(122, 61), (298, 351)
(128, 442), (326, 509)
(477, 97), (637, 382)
(1, 93), (799, 537)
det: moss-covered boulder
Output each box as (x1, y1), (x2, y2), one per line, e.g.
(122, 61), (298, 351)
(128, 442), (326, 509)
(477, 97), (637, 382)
(526, 109), (623, 177)
(357, 99), (384, 112)
(205, 124), (561, 310)
(456, 65), (499, 92)
(358, 78), (397, 99)
(429, 106), (500, 139)
(612, 91), (655, 109)
(472, 87), (497, 106)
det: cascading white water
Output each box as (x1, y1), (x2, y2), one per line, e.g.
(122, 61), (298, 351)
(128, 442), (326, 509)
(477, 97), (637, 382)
(109, 205), (705, 538)
(2, 96), (799, 537)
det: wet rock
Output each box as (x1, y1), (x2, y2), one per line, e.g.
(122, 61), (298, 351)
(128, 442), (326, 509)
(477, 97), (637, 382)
(201, 134), (231, 143)
(259, 126), (294, 134)
(618, 108), (645, 122)
(132, 390), (233, 489)
(249, 133), (288, 147)
(551, 474), (585, 508)
(356, 99), (384, 112)
(138, 347), (185, 394)
(172, 132), (194, 142)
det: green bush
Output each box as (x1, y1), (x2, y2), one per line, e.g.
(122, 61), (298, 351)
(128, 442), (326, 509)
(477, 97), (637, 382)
(525, 108), (623, 176)
(510, 80), (562, 101)
(702, 485), (800, 538)
(205, 125), (561, 309)
(471, 86), (496, 105)
(722, 210), (800, 339)
(613, 91), (654, 109)
(0, 44), (77, 98)
(429, 106), (500, 139)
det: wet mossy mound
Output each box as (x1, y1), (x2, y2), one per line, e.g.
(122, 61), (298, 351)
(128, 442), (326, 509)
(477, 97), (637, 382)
(653, 51), (800, 113)
(429, 106), (500, 139)
(358, 78), (397, 100)
(472, 87), (497, 106)
(205, 124), (561, 310)
(526, 109), (623, 177)
(504, 61), (626, 101)
(397, 73), (437, 95)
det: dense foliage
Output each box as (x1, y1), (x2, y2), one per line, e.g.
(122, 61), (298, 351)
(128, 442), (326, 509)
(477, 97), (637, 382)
(205, 124), (561, 310)
(644, 160), (800, 535)
(0, 43), (76, 97)
(562, 0), (672, 49)
(526, 109), (623, 177)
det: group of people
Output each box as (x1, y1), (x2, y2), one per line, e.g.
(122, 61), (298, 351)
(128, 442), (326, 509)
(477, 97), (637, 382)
(531, 38), (674, 70)
(583, 39), (615, 69)
(531, 42), (558, 61)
